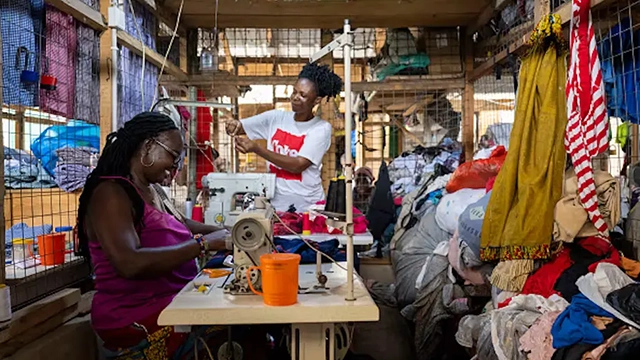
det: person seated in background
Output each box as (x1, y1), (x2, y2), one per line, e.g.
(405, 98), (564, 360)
(225, 63), (343, 212)
(77, 112), (267, 359)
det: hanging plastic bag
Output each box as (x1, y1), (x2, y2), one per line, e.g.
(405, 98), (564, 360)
(445, 146), (507, 193)
(30, 120), (100, 176)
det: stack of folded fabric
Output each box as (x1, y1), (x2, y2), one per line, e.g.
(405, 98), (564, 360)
(54, 146), (98, 192)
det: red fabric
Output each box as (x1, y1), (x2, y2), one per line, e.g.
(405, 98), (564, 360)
(273, 212), (303, 235)
(445, 146), (507, 193)
(584, 235), (621, 272)
(520, 247), (574, 298)
(273, 206), (368, 236)
(517, 236), (620, 299)
(394, 197), (403, 206)
(195, 90), (214, 189)
(565, 0), (609, 233)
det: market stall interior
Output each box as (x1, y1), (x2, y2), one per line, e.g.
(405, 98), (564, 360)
(3, 0), (640, 359)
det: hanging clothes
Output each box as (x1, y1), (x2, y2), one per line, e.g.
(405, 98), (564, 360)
(599, 18), (640, 124)
(40, 6), (77, 118)
(565, 0), (610, 235)
(74, 23), (100, 124)
(481, 15), (568, 262)
(366, 161), (395, 241)
(1, 0), (39, 107)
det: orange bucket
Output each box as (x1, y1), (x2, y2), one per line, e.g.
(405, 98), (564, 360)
(247, 253), (301, 306)
(38, 233), (66, 266)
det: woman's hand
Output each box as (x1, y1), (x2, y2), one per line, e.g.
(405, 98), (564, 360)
(203, 229), (231, 251)
(235, 137), (258, 154)
(225, 119), (242, 136)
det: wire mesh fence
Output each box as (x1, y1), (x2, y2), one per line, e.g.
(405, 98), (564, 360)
(590, 0), (640, 259)
(183, 26), (465, 213)
(1, 0), (101, 308)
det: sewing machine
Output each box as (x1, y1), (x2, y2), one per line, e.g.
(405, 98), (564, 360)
(203, 173), (276, 228)
(224, 197), (275, 294)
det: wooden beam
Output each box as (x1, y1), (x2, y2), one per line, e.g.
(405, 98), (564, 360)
(117, 31), (188, 81)
(0, 27), (4, 282)
(180, 14), (481, 29)
(99, 0), (114, 148)
(45, 0), (107, 31)
(470, 0), (613, 81)
(534, 0), (551, 24)
(219, 31), (235, 74)
(463, 33), (475, 162)
(161, 75), (465, 92)
(467, 1), (496, 35)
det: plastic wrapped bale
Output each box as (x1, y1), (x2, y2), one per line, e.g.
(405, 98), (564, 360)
(392, 210), (451, 308)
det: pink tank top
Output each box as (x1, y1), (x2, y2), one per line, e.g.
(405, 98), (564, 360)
(89, 176), (197, 330)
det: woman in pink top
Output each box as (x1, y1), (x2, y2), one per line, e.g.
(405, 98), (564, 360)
(77, 112), (268, 359)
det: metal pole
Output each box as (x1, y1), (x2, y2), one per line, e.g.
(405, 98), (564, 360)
(188, 86), (198, 200)
(343, 19), (355, 302)
(110, 1), (119, 132)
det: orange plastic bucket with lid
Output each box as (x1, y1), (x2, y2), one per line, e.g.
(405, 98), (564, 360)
(38, 233), (66, 266)
(247, 253), (301, 306)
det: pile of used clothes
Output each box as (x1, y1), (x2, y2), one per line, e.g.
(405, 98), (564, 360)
(361, 138), (465, 258)
(352, 139), (639, 360)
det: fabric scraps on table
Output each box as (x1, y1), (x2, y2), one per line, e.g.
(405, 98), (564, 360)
(481, 15), (568, 262)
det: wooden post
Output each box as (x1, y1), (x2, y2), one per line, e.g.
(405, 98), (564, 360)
(99, 0), (113, 149)
(534, 0), (551, 24)
(0, 25), (5, 282)
(462, 32), (475, 162)
(319, 29), (337, 190)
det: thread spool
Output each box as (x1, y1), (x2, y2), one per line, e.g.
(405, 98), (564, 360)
(302, 212), (311, 235)
(185, 198), (194, 219)
(325, 178), (338, 213)
(0, 284), (12, 322)
(192, 205), (204, 223)
(336, 177), (346, 215)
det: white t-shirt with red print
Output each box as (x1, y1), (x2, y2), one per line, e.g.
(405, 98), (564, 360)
(242, 109), (332, 212)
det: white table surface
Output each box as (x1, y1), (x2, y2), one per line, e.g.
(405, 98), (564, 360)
(276, 231), (374, 246)
(158, 262), (379, 326)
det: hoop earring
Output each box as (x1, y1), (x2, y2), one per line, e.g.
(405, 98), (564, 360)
(141, 155), (155, 167)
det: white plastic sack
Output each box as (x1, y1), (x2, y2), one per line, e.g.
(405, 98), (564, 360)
(435, 189), (486, 234)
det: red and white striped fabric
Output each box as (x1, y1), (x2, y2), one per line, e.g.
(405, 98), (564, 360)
(565, 0), (609, 234)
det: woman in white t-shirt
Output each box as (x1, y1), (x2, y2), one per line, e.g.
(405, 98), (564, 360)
(225, 63), (342, 212)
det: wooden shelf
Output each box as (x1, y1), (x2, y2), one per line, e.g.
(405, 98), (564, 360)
(470, 0), (613, 81)
(117, 31), (188, 82)
(161, 73), (465, 92)
(46, 0), (107, 31)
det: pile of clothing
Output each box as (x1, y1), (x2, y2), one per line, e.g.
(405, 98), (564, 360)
(3, 146), (55, 189)
(353, 11), (640, 360)
(53, 146), (98, 192)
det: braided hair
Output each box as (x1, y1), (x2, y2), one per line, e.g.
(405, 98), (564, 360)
(77, 112), (179, 260)
(298, 63), (343, 99)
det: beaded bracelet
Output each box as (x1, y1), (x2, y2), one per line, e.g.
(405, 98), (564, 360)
(194, 234), (208, 257)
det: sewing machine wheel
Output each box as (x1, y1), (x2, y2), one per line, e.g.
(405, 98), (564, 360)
(217, 341), (243, 360)
(234, 265), (260, 292)
(232, 218), (267, 252)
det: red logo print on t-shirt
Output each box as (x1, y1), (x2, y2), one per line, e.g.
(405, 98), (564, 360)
(269, 129), (306, 181)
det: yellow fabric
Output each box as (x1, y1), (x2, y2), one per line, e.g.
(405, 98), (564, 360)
(480, 16), (568, 262)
